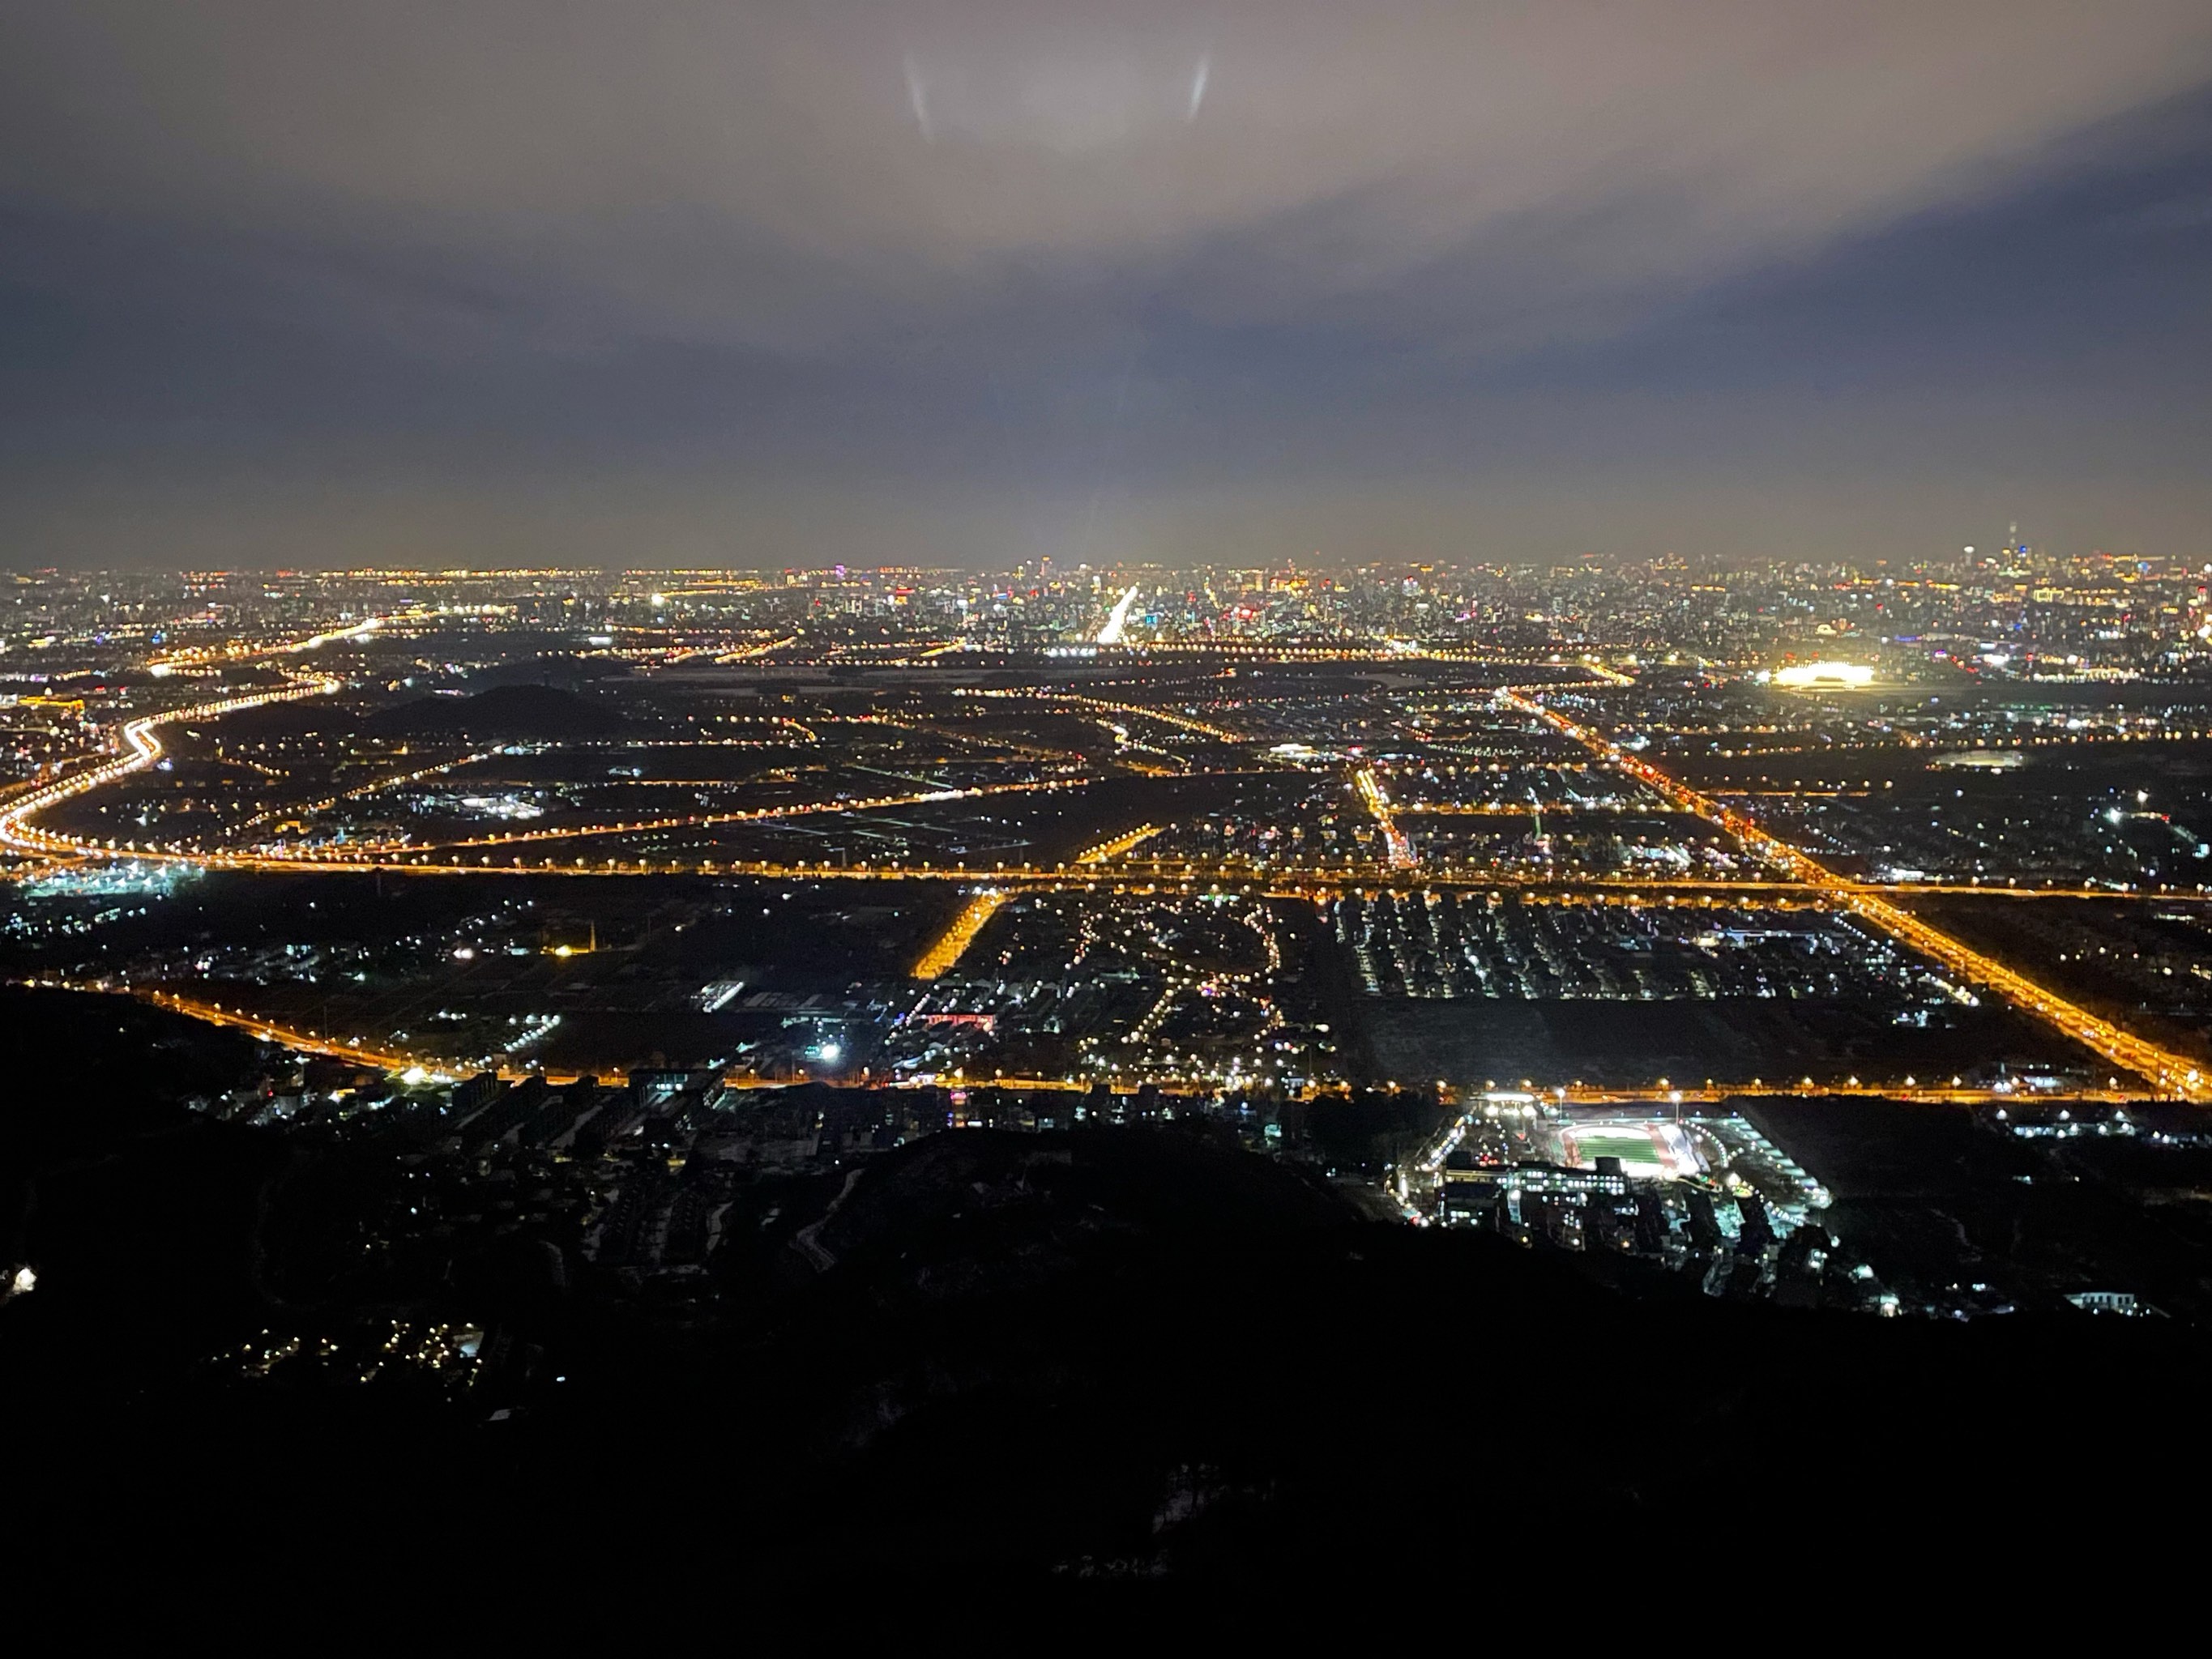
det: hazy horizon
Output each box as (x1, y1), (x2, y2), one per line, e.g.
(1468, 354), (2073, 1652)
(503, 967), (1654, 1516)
(6, 3), (2212, 569)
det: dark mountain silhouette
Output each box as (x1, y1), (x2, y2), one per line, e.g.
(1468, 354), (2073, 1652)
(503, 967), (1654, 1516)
(464, 653), (633, 692)
(6, 991), (2206, 1613)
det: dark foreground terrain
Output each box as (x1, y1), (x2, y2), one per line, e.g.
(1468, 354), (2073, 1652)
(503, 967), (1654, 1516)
(4, 991), (2207, 1618)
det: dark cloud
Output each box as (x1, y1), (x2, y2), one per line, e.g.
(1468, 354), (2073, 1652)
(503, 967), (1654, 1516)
(2, 2), (2211, 565)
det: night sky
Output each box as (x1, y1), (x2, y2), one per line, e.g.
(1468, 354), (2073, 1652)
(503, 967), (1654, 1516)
(5, 2), (2212, 568)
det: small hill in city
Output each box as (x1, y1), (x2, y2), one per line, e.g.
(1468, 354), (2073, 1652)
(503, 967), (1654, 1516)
(366, 682), (630, 740)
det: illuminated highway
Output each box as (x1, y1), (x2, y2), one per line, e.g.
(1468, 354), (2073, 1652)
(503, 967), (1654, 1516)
(51, 978), (2166, 1107)
(1027, 689), (1245, 744)
(711, 634), (797, 663)
(417, 775), (1094, 855)
(1095, 584), (1142, 646)
(0, 672), (344, 861)
(912, 889), (1011, 979)
(105, 983), (423, 1073)
(1077, 823), (1167, 864)
(12, 629), (2211, 1100)
(1500, 688), (2212, 1100)
(1485, 1081), (2148, 1106)
(0, 614), (392, 864)
(1354, 766), (1416, 868)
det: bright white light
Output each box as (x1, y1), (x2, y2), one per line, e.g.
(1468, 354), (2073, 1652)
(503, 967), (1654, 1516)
(11, 1265), (34, 1295)
(819, 1043), (842, 1064)
(1773, 660), (1874, 689)
(1095, 584), (1141, 646)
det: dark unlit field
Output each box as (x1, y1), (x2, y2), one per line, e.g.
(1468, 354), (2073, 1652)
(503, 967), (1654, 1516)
(1356, 996), (2101, 1090)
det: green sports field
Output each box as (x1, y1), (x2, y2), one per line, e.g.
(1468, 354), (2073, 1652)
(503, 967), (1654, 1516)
(1571, 1131), (1666, 1172)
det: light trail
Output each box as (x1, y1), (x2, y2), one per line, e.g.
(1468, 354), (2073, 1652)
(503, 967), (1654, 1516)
(122, 986), (421, 1072)
(46, 976), (2175, 1105)
(1685, 727), (2212, 765)
(1354, 767), (1417, 868)
(1501, 688), (2212, 1100)
(911, 889), (1011, 979)
(88, 983), (595, 1084)
(2, 612), (389, 863)
(20, 821), (1845, 893)
(1076, 823), (1168, 864)
(1470, 1082), (2148, 1106)
(0, 672), (341, 859)
(1864, 883), (2212, 901)
(1090, 715), (1189, 774)
(1395, 802), (1605, 815)
(1095, 584), (1142, 646)
(420, 775), (1086, 854)
(848, 711), (1086, 764)
(711, 635), (797, 663)
(1040, 691), (1245, 743)
(287, 858), (1813, 894)
(148, 613), (384, 673)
